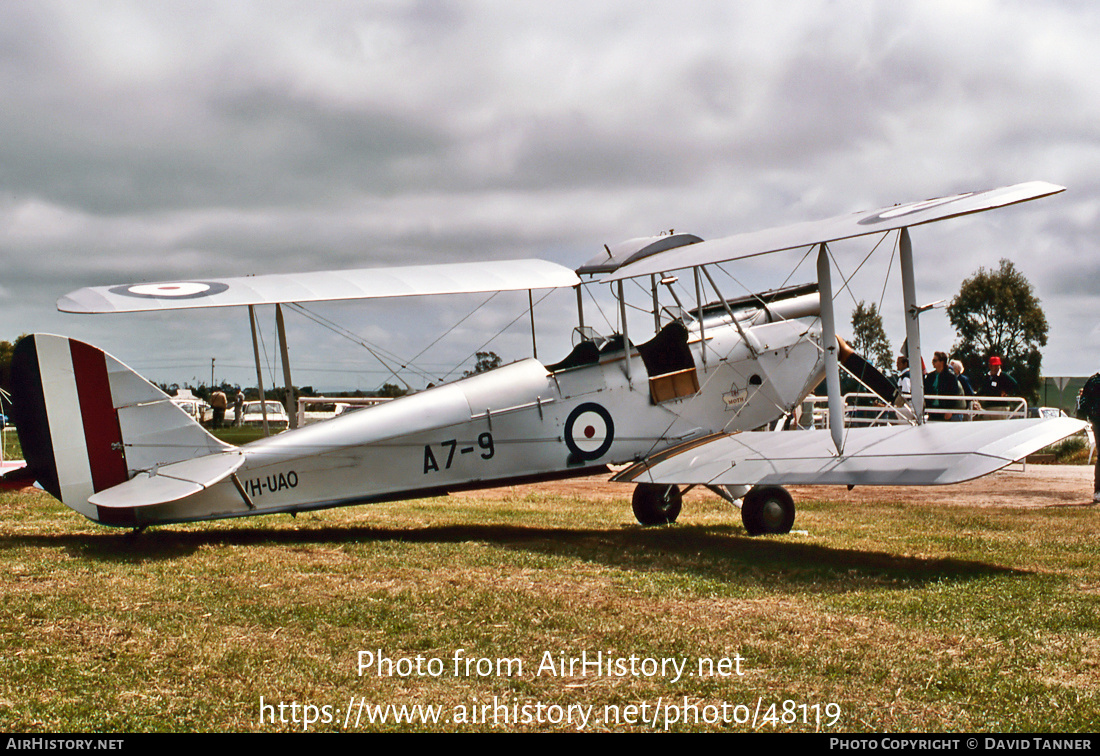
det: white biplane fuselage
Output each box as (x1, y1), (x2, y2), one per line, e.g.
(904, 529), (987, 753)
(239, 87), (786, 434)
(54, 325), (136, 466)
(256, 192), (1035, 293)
(177, 297), (822, 523)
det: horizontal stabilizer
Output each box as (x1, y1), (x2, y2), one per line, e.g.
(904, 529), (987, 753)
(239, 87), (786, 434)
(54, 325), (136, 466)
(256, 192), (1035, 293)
(59, 259), (581, 314)
(89, 452), (245, 510)
(613, 418), (1086, 487)
(604, 181), (1064, 282)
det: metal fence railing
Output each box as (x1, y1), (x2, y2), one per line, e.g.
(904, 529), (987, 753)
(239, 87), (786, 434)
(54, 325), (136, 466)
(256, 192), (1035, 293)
(800, 393), (1028, 430)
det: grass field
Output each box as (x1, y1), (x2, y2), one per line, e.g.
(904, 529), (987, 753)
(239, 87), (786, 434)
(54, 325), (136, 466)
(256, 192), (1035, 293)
(0, 481), (1097, 732)
(2, 428), (19, 462)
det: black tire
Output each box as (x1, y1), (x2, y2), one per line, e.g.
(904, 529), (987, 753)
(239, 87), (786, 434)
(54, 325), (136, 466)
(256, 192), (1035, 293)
(632, 483), (682, 526)
(741, 485), (795, 535)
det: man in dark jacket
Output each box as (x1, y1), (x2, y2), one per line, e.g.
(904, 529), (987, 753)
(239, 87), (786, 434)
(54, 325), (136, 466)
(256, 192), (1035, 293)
(981, 356), (1019, 397)
(924, 351), (964, 421)
(1076, 374), (1100, 503)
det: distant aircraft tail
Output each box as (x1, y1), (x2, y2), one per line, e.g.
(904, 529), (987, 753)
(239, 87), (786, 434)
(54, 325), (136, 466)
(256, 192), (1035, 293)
(10, 334), (230, 521)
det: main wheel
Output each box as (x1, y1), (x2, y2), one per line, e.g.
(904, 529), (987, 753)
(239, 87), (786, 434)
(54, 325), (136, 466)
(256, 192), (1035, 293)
(741, 485), (795, 535)
(632, 483), (683, 526)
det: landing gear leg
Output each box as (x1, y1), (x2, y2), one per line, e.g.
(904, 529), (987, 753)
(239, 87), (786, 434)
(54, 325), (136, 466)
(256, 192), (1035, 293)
(741, 485), (795, 535)
(632, 483), (683, 526)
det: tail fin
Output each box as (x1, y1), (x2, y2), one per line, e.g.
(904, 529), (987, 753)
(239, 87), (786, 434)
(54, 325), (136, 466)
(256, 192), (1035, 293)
(11, 334), (230, 520)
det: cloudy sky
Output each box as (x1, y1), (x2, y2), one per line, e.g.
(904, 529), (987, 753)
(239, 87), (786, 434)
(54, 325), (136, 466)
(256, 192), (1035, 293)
(1, 1), (1098, 392)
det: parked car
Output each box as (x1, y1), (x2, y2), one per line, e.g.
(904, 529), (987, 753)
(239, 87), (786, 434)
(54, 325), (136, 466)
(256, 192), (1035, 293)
(240, 401), (290, 430)
(171, 398), (210, 424)
(1028, 406), (1068, 419)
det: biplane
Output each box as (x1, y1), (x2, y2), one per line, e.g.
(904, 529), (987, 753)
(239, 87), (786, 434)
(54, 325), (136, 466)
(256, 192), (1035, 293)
(8, 181), (1086, 533)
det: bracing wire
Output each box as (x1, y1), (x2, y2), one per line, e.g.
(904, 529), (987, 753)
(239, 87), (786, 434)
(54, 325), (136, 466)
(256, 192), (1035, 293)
(290, 287), (551, 389)
(288, 304), (426, 388)
(583, 281), (615, 332)
(439, 288), (557, 382)
(254, 315), (278, 389)
(403, 291), (501, 373)
(828, 231), (891, 308)
(714, 243), (816, 316)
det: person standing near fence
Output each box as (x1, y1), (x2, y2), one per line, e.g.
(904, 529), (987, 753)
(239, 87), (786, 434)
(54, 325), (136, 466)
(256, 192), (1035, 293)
(924, 351), (964, 421)
(896, 355), (911, 397)
(1076, 373), (1100, 503)
(210, 388), (227, 429)
(981, 356), (1018, 397)
(950, 359), (977, 420)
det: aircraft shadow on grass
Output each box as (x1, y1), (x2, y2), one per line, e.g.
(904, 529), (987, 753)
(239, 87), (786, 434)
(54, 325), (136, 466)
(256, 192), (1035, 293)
(2, 522), (1026, 590)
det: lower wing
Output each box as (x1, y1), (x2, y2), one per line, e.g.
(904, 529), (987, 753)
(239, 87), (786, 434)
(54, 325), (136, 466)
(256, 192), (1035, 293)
(613, 418), (1086, 487)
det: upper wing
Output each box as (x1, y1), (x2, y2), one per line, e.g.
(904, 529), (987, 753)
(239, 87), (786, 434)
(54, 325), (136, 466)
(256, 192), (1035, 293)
(602, 181), (1064, 282)
(59, 258), (581, 314)
(613, 418), (1086, 487)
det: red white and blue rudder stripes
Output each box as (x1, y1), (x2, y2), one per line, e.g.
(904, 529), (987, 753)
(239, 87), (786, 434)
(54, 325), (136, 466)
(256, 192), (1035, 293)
(11, 334), (229, 522)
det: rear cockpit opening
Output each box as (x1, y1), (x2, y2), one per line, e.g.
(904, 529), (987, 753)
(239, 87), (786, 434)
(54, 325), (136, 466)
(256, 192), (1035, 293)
(637, 321), (699, 403)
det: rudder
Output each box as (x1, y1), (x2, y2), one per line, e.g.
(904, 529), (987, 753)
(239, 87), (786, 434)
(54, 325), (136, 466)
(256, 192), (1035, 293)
(11, 334), (229, 521)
